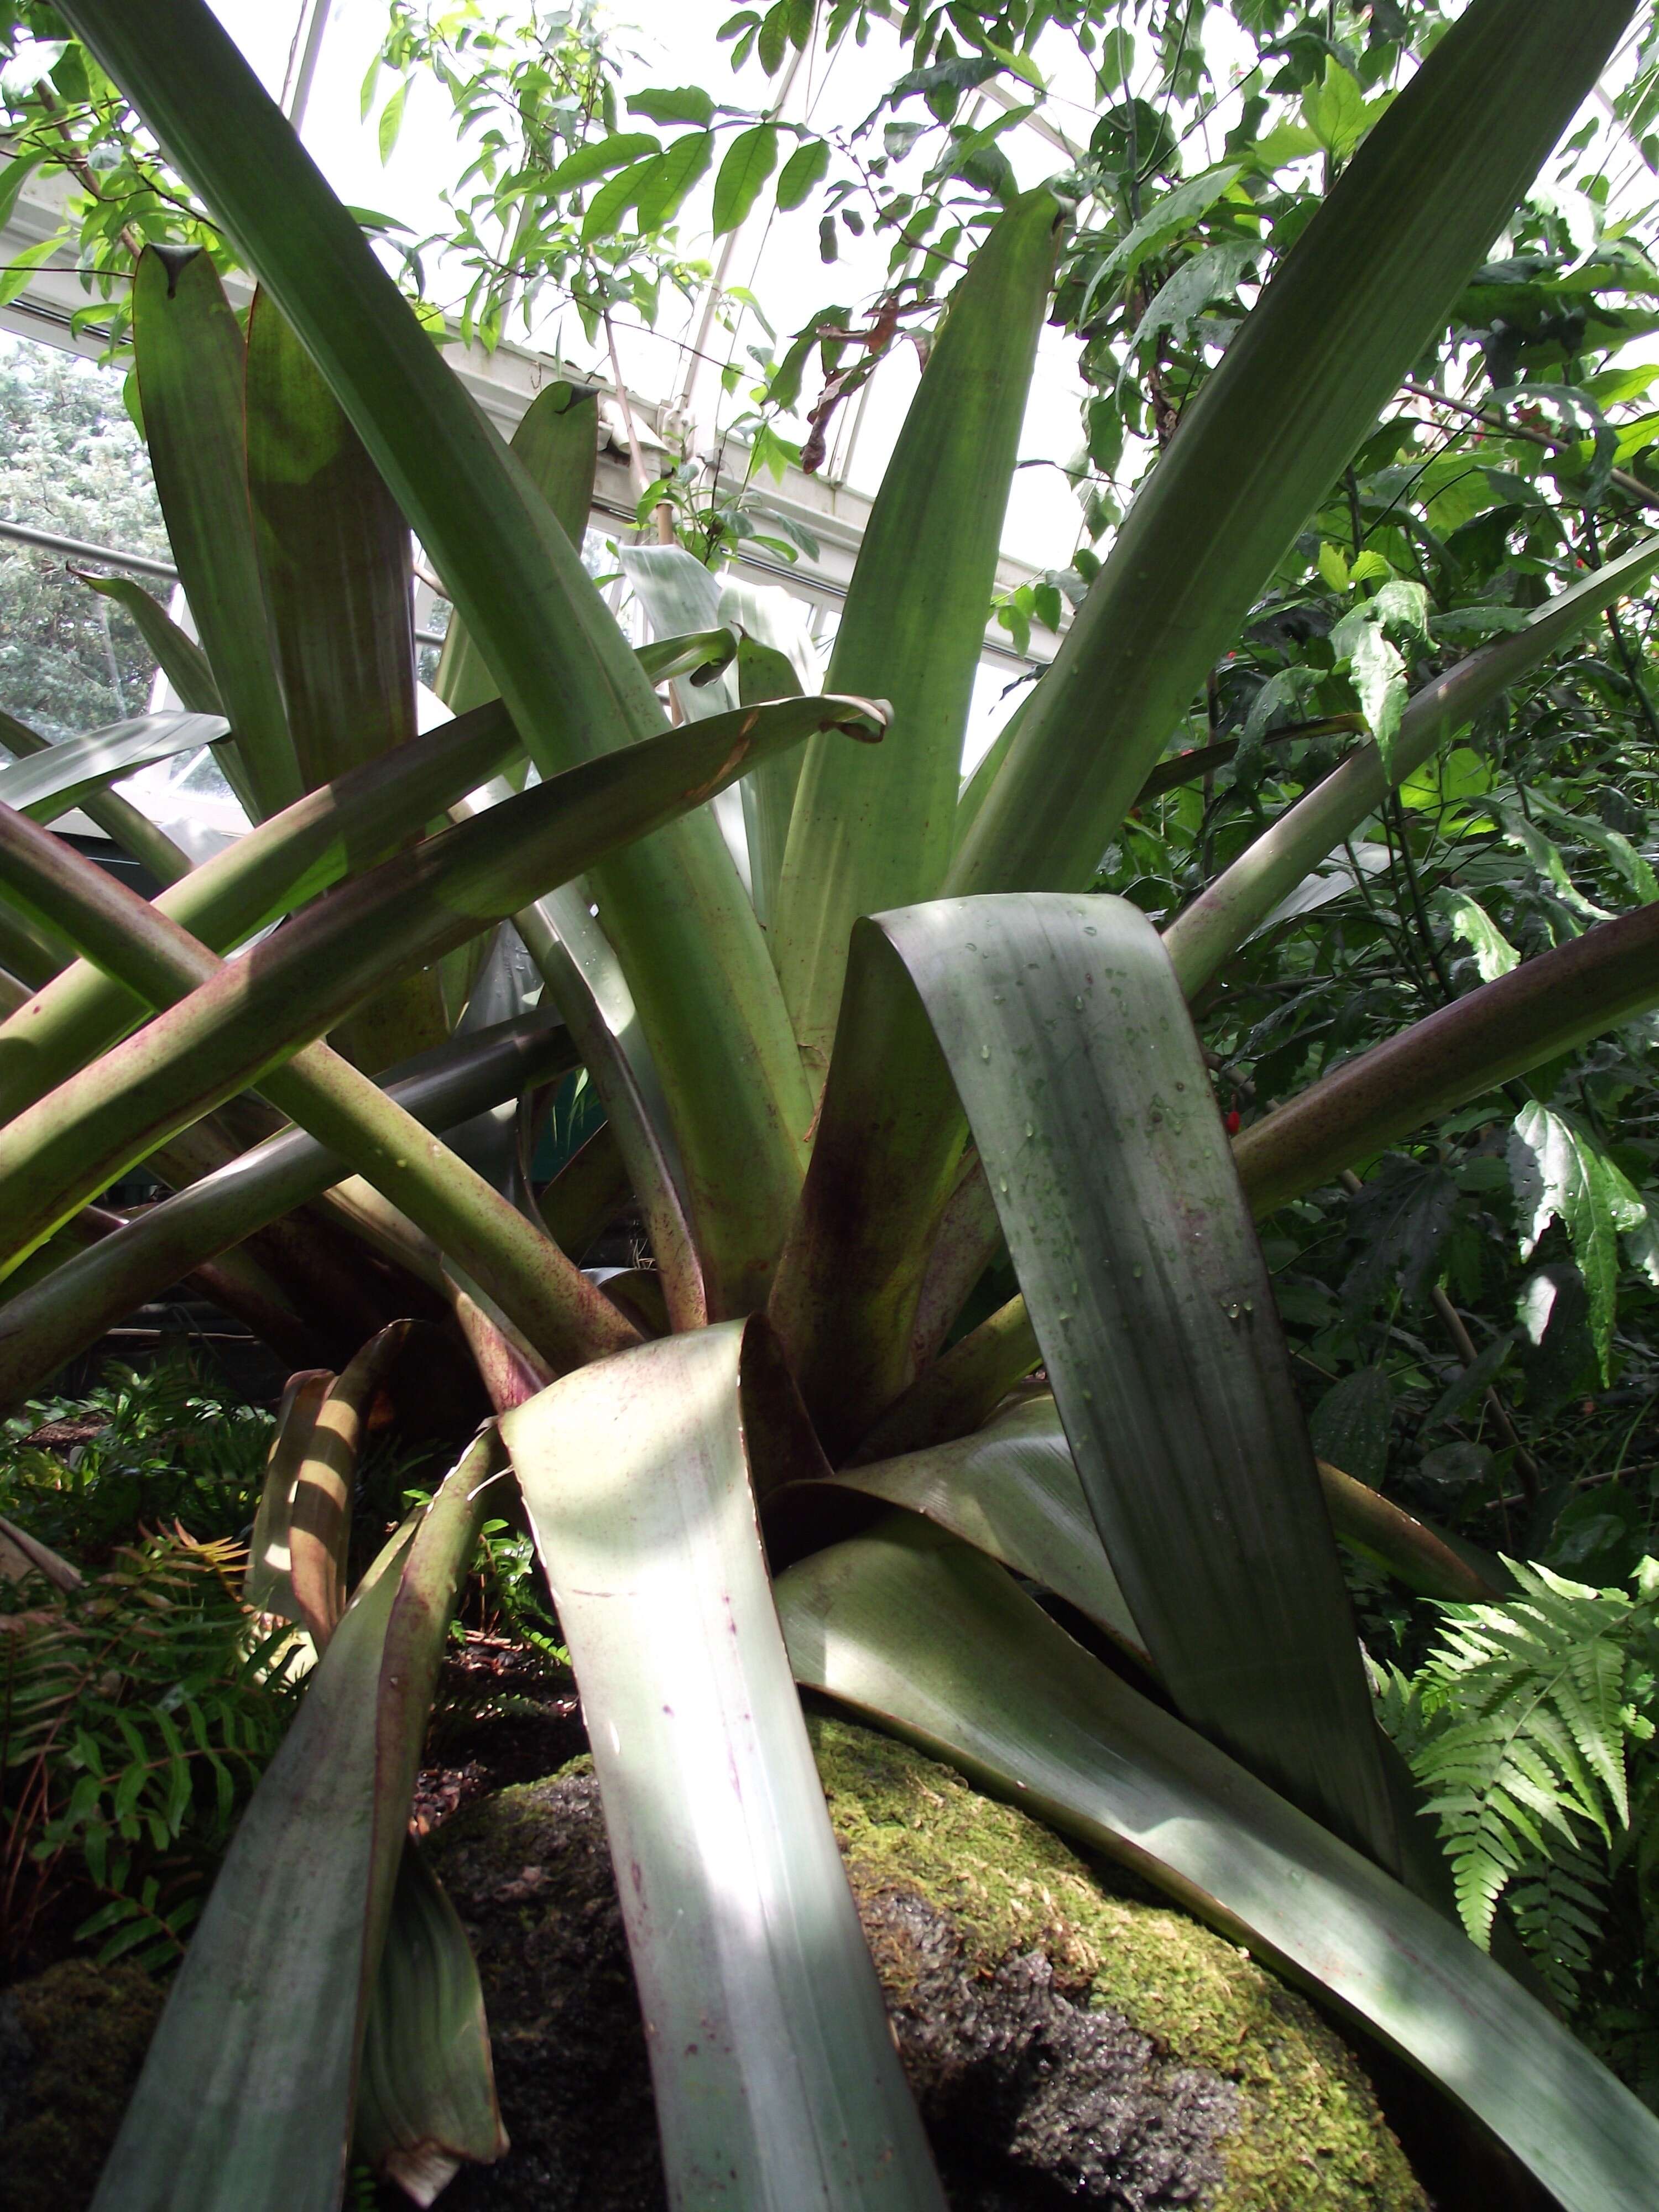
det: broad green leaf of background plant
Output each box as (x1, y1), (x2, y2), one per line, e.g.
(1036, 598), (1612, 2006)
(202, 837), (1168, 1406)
(776, 135), (829, 210)
(502, 1322), (947, 2212)
(1438, 890), (1520, 982)
(1302, 59), (1389, 161)
(713, 122), (778, 234)
(775, 1517), (1659, 2212)
(1507, 1103), (1650, 1380)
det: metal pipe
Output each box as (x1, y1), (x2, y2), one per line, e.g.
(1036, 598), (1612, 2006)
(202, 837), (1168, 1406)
(0, 514), (178, 580)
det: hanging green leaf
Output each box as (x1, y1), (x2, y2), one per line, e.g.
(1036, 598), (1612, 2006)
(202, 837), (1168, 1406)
(581, 156), (658, 245)
(713, 123), (779, 234)
(627, 86), (714, 127)
(1507, 1103), (1648, 1378)
(775, 135), (829, 210)
(1438, 890), (1521, 982)
(377, 81), (406, 163)
(1331, 605), (1407, 768)
(548, 131), (661, 191)
(635, 130), (714, 229)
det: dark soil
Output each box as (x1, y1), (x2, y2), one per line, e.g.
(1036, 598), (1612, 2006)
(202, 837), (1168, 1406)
(412, 1636), (586, 1838)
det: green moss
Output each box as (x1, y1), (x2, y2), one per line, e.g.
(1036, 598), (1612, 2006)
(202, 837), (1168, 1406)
(808, 1715), (1425, 2212)
(0, 1959), (165, 2212)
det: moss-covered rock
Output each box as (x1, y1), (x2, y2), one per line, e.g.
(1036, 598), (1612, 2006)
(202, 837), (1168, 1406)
(429, 1716), (1426, 2210)
(0, 1958), (166, 2212)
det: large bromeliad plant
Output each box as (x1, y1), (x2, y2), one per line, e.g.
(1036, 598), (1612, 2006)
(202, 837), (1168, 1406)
(6, 1), (1659, 2205)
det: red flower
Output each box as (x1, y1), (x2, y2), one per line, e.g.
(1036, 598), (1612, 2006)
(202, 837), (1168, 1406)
(1225, 1109), (1242, 1135)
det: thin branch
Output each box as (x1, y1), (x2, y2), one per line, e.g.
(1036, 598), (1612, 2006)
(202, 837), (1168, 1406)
(1400, 378), (1659, 514)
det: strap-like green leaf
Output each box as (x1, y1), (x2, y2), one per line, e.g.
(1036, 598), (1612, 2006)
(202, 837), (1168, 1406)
(776, 1518), (1659, 2212)
(514, 885), (706, 1332)
(1235, 900), (1659, 1216)
(354, 1844), (507, 2199)
(772, 187), (1060, 1079)
(0, 696), (879, 1284)
(61, 0), (813, 1313)
(722, 579), (817, 932)
(0, 712), (228, 821)
(0, 700), (519, 1126)
(245, 289), (418, 788)
(861, 891), (1399, 1869)
(245, 1368), (335, 1626)
(76, 572), (222, 717)
(433, 380), (598, 717)
(0, 810), (636, 1370)
(502, 1320), (946, 2212)
(132, 247), (300, 817)
(0, 698), (193, 888)
(0, 1014), (572, 1415)
(778, 1392), (1147, 1663)
(92, 1438), (498, 2212)
(948, 0), (1636, 900)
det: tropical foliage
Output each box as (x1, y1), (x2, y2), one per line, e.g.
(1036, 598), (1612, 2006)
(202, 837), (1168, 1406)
(8, 1), (1659, 2207)
(1381, 1556), (1659, 2019)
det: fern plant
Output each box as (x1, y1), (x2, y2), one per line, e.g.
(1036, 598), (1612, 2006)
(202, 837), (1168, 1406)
(1, 1352), (276, 1563)
(1381, 1557), (1659, 2009)
(2, 1528), (300, 1970)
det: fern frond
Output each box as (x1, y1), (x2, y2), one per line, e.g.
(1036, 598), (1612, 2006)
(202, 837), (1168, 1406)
(1384, 1553), (1658, 1986)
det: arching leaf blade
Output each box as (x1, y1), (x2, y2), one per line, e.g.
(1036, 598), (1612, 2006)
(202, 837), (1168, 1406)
(867, 891), (1400, 1871)
(949, 0), (1637, 901)
(0, 700), (520, 1128)
(0, 1014), (572, 1415)
(775, 1519), (1659, 2212)
(132, 246), (300, 817)
(59, 0), (813, 1312)
(92, 1439), (499, 2212)
(0, 695), (878, 1281)
(773, 186), (1061, 1081)
(501, 1321), (947, 2212)
(0, 712), (228, 821)
(1165, 536), (1659, 998)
